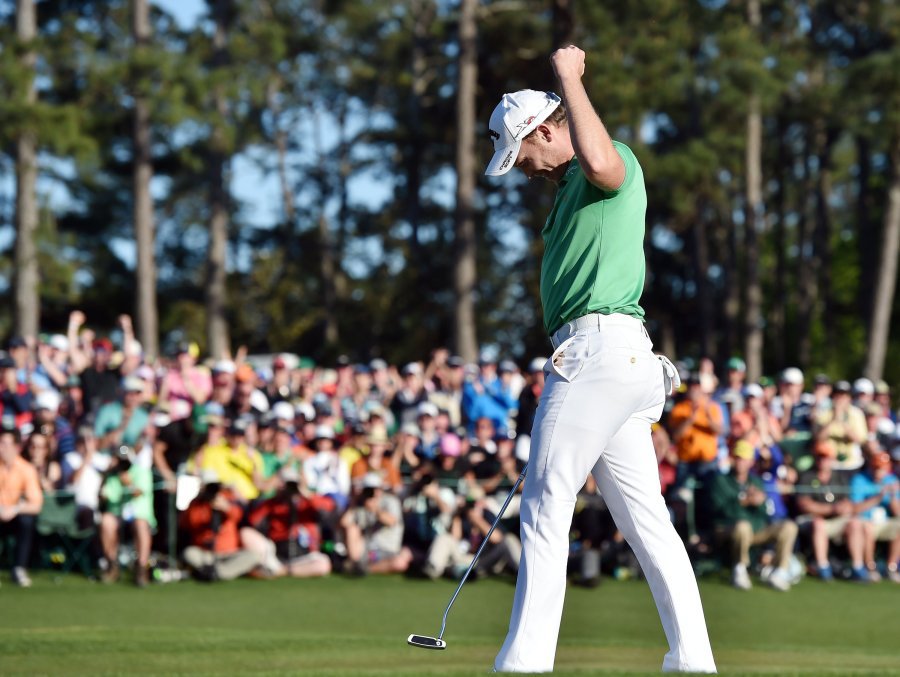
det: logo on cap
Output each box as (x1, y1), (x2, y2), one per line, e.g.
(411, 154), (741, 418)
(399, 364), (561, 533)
(515, 115), (537, 135)
(489, 129), (500, 141)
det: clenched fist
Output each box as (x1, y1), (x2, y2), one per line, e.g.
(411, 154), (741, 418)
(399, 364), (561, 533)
(551, 45), (585, 82)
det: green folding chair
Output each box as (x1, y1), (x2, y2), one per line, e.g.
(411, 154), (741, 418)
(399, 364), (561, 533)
(36, 491), (95, 578)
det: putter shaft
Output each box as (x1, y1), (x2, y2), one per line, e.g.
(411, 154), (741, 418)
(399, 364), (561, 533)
(437, 464), (527, 641)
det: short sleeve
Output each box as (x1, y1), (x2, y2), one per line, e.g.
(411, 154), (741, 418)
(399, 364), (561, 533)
(607, 141), (640, 195)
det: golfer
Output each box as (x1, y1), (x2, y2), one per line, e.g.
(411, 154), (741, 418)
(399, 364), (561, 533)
(485, 46), (717, 673)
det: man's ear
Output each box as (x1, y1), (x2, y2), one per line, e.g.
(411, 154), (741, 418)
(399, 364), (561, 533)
(533, 123), (553, 142)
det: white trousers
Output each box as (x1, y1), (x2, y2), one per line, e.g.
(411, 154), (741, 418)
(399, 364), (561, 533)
(494, 313), (716, 673)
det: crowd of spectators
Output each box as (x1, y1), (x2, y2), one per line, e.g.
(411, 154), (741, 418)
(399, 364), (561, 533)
(1, 312), (899, 594)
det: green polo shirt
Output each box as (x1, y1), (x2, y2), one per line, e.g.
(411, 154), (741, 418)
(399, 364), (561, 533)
(709, 470), (769, 532)
(540, 141), (647, 335)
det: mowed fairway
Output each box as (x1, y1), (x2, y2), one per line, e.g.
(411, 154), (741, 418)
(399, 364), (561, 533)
(1, 573), (898, 676)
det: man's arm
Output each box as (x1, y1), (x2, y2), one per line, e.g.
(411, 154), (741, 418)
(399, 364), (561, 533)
(67, 311), (91, 374)
(18, 465), (44, 515)
(551, 45), (625, 191)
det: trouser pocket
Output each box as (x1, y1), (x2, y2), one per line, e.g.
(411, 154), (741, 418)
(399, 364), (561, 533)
(549, 333), (587, 383)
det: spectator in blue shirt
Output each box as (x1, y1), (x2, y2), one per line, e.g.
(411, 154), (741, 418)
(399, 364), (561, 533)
(849, 449), (900, 582)
(462, 356), (517, 436)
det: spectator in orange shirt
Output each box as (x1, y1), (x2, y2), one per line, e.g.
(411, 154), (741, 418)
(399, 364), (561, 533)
(668, 372), (724, 483)
(0, 427), (44, 587)
(179, 470), (261, 581)
(350, 425), (402, 495)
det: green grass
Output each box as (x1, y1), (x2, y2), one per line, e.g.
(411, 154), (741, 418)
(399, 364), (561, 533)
(0, 571), (898, 675)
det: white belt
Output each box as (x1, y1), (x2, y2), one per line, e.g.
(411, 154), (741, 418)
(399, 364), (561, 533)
(549, 313), (681, 397)
(549, 313), (645, 350)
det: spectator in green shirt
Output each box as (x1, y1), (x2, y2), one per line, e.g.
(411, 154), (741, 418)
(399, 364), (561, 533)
(710, 439), (798, 591)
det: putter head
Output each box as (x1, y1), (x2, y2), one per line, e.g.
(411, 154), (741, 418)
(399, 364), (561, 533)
(407, 634), (447, 650)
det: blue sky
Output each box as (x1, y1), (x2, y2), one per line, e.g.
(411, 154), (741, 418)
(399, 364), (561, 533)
(153, 0), (204, 30)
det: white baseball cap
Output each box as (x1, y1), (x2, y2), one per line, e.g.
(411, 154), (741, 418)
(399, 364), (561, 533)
(272, 401), (295, 421)
(34, 390), (61, 412)
(528, 357), (548, 373)
(48, 334), (69, 352)
(743, 383), (764, 399)
(417, 401), (439, 418)
(853, 377), (875, 395)
(485, 89), (561, 176)
(780, 367), (804, 385)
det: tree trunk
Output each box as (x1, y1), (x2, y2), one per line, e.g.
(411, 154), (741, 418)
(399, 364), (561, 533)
(723, 199), (741, 363)
(771, 114), (788, 368)
(132, 0), (159, 359)
(453, 0), (478, 362)
(311, 108), (339, 350)
(856, 135), (877, 335)
(206, 0), (231, 360)
(796, 133), (817, 366)
(405, 0), (434, 257)
(691, 202), (713, 359)
(742, 0), (764, 383)
(14, 0), (39, 340)
(267, 77), (295, 229)
(864, 135), (900, 380)
(814, 125), (835, 356)
(318, 211), (338, 349)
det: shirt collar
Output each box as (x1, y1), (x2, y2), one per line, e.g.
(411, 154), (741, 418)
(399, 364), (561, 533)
(559, 156), (580, 185)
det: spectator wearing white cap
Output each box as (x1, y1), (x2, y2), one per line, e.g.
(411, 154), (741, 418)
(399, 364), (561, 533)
(390, 362), (429, 429)
(61, 425), (111, 527)
(852, 377), (875, 410)
(414, 401), (441, 461)
(32, 389), (76, 459)
(93, 375), (150, 451)
(770, 367), (810, 434)
(303, 425), (351, 512)
(728, 383), (783, 455)
(367, 358), (397, 407)
(31, 334), (70, 395)
(209, 360), (237, 409)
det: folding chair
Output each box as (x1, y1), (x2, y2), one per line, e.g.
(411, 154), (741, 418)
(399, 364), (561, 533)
(36, 491), (95, 578)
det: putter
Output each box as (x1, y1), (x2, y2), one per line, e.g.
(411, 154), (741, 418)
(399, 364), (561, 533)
(408, 463), (527, 651)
